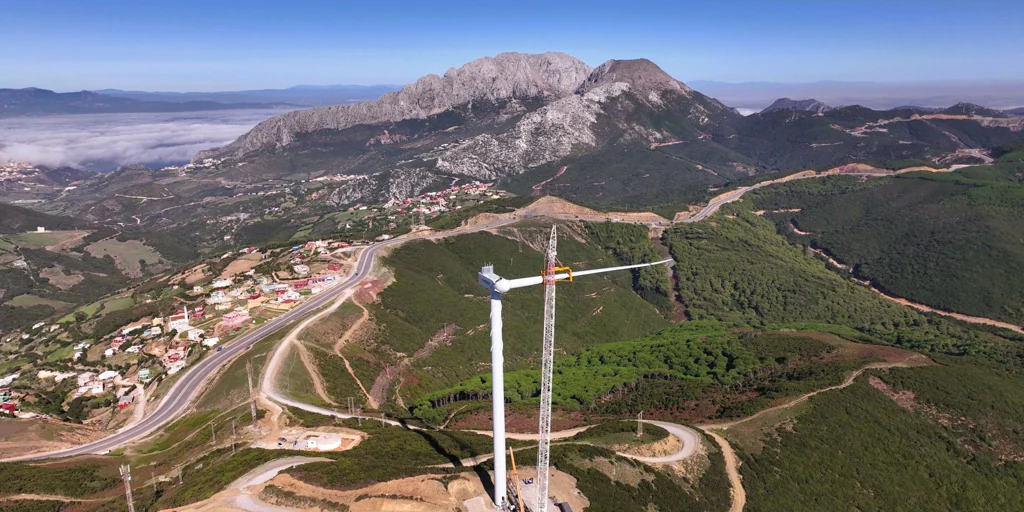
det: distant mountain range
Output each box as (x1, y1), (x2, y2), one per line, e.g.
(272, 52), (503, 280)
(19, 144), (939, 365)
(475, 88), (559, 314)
(0, 85), (399, 118)
(691, 80), (1024, 111)
(94, 84), (399, 107)
(0, 88), (295, 117)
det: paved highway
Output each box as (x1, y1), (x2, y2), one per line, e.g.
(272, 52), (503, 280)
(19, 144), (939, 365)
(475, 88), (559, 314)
(9, 220), (512, 462)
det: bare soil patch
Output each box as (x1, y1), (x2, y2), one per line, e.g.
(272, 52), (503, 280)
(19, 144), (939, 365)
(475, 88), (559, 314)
(217, 252), (264, 280)
(451, 408), (587, 433)
(0, 419), (105, 459)
(39, 265), (84, 290)
(463, 196), (670, 231)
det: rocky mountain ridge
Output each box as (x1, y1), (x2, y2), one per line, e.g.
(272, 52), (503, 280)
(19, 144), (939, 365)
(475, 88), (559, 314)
(20, 52), (1024, 235)
(194, 52), (592, 160)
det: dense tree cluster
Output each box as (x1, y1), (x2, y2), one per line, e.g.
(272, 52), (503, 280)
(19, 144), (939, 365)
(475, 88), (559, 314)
(585, 221), (673, 312)
(751, 148), (1024, 325)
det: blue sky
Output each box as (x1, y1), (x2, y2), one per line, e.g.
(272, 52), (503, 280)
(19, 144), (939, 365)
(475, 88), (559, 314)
(2, 0), (1022, 91)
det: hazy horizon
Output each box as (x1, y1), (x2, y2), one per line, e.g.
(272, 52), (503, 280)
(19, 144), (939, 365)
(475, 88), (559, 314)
(3, 0), (1022, 91)
(5, 78), (1024, 96)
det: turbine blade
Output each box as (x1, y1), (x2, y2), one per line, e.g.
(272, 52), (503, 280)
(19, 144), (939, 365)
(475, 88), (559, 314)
(571, 258), (674, 278)
(505, 276), (544, 289)
(504, 259), (672, 289)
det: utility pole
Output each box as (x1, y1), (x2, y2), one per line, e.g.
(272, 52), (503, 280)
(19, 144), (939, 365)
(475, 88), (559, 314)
(120, 465), (136, 512)
(246, 360), (258, 428)
(231, 419), (237, 455)
(211, 423), (216, 444)
(637, 411), (643, 437)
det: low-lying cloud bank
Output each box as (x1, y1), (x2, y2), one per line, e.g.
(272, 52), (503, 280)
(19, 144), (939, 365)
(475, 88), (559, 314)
(0, 109), (288, 170)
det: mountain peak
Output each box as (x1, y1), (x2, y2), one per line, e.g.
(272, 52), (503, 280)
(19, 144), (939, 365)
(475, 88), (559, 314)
(576, 58), (691, 96)
(196, 52), (593, 160)
(942, 102), (1004, 117)
(761, 98), (833, 113)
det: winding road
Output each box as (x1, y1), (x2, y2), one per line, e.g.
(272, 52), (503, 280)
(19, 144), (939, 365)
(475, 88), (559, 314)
(12, 158), (1005, 512)
(9, 220), (513, 462)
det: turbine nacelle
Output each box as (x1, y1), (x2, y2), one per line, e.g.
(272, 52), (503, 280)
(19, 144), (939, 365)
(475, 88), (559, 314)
(478, 265), (511, 294)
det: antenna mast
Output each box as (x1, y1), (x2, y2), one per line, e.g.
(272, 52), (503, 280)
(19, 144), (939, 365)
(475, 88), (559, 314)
(536, 225), (559, 512)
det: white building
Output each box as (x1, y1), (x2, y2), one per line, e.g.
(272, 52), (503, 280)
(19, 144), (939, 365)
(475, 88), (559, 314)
(122, 325), (144, 335)
(202, 337), (220, 347)
(304, 433), (342, 451)
(292, 264), (310, 275)
(97, 370), (120, 381)
(212, 278), (233, 288)
(54, 371), (77, 383)
(167, 308), (191, 331)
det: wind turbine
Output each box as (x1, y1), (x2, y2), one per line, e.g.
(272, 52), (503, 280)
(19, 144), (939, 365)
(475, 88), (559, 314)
(478, 225), (672, 510)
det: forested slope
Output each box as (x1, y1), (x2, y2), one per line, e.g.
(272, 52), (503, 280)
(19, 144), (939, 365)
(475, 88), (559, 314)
(741, 363), (1024, 512)
(750, 145), (1024, 326)
(663, 209), (1022, 361)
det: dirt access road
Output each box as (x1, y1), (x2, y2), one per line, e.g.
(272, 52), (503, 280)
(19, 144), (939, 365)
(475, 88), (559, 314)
(699, 357), (931, 512)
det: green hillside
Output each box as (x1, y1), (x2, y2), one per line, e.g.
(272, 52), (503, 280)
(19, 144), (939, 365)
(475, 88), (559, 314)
(0, 203), (92, 234)
(740, 362), (1024, 511)
(321, 226), (671, 415)
(750, 146), (1024, 325)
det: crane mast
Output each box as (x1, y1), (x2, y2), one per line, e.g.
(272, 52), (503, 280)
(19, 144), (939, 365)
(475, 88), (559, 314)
(536, 226), (559, 512)
(478, 226), (670, 511)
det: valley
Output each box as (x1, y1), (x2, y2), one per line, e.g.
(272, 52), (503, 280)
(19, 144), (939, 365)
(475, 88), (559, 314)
(1, 47), (1024, 512)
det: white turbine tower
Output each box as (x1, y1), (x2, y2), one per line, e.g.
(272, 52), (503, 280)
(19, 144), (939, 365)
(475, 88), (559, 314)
(478, 225), (672, 510)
